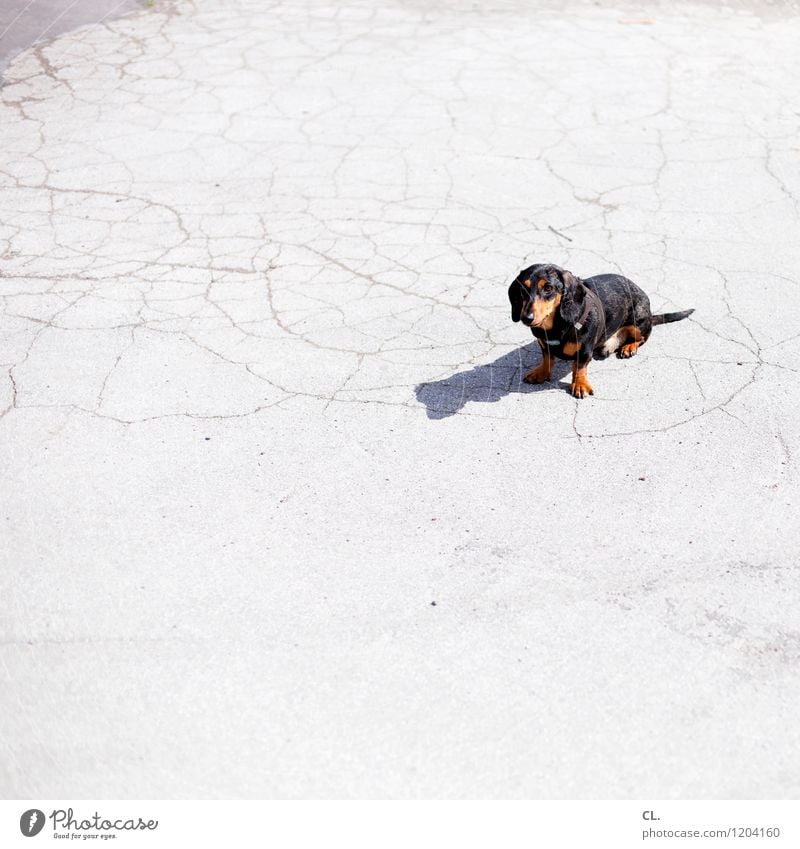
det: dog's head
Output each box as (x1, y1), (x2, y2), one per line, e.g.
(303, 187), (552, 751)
(508, 263), (583, 329)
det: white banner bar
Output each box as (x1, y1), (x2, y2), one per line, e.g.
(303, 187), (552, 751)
(2, 800), (798, 849)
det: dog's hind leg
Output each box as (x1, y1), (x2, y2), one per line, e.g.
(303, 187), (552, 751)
(600, 329), (623, 357)
(616, 325), (648, 359)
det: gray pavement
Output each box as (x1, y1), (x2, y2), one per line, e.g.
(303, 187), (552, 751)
(0, 0), (145, 78)
(1, 0), (799, 798)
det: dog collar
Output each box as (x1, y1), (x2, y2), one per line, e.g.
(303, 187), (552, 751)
(575, 287), (601, 329)
(542, 287), (600, 345)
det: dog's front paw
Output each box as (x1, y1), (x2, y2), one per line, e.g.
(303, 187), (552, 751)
(569, 377), (594, 399)
(523, 364), (551, 384)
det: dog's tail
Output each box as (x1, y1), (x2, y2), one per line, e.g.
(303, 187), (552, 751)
(652, 308), (694, 326)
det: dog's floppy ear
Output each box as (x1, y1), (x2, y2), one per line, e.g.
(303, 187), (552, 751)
(508, 277), (523, 322)
(557, 269), (585, 324)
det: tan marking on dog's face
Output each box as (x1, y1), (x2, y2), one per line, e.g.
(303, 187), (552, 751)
(532, 292), (561, 329)
(536, 278), (547, 291)
(523, 279), (532, 289)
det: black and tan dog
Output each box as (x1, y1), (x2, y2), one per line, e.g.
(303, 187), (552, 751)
(508, 263), (694, 398)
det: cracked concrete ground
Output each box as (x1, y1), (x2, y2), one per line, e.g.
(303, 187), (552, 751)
(1, 0), (799, 798)
(0, 0), (145, 78)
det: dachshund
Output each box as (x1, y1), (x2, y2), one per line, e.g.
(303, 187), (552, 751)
(508, 263), (694, 398)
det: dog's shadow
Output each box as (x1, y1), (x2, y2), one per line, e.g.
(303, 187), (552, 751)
(414, 342), (573, 419)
